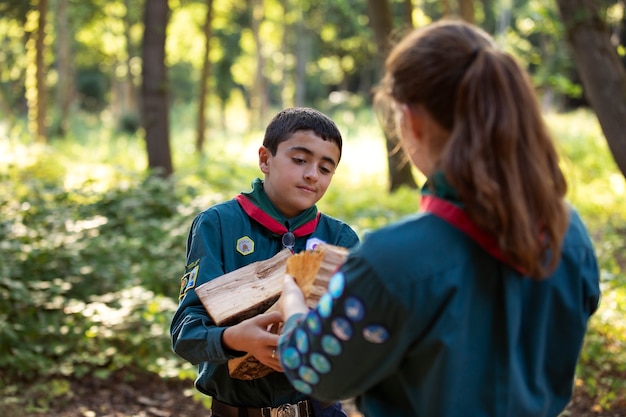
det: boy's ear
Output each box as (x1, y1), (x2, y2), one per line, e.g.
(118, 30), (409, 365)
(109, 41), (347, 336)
(258, 146), (270, 173)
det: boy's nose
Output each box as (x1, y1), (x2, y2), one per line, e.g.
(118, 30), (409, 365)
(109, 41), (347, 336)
(304, 166), (318, 181)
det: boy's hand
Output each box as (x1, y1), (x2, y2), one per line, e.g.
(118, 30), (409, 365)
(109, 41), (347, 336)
(222, 311), (284, 372)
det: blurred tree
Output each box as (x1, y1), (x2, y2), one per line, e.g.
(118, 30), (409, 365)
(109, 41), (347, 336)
(116, 0), (141, 132)
(367, 0), (418, 191)
(292, 2), (310, 107)
(459, 0), (474, 23)
(0, 3), (28, 122)
(54, 0), (74, 137)
(196, 0), (214, 153)
(403, 0), (414, 28)
(213, 25), (244, 129)
(442, 0), (450, 16)
(556, 0), (626, 179)
(25, 0), (49, 143)
(141, 0), (173, 177)
(249, 0), (270, 128)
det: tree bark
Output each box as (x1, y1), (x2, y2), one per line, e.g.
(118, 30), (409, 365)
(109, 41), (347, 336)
(442, 0), (450, 17)
(367, 0), (417, 191)
(249, 0), (269, 128)
(479, 0), (496, 33)
(556, 0), (626, 179)
(402, 0), (413, 30)
(54, 0), (74, 137)
(119, 0), (139, 130)
(458, 0), (474, 23)
(141, 0), (173, 177)
(34, 0), (48, 143)
(196, 0), (214, 153)
(294, 18), (311, 108)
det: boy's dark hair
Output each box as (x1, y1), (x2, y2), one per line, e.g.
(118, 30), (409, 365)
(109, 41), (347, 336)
(263, 107), (343, 161)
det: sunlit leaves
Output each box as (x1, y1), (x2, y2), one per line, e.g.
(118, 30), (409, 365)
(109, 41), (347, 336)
(167, 3), (207, 66)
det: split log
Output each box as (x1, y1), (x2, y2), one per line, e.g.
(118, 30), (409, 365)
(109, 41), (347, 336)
(195, 248), (293, 327)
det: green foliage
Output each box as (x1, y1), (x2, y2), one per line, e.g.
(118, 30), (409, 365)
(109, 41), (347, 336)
(544, 110), (626, 410)
(0, 163), (195, 383)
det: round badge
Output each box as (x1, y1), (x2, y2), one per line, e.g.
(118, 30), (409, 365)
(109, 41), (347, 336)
(318, 293), (333, 318)
(344, 296), (365, 322)
(331, 317), (353, 341)
(298, 365), (320, 384)
(292, 379), (313, 395)
(363, 324), (390, 344)
(296, 328), (309, 354)
(282, 347), (301, 370)
(321, 334), (342, 356)
(328, 272), (345, 298)
(306, 312), (322, 335)
(310, 353), (331, 374)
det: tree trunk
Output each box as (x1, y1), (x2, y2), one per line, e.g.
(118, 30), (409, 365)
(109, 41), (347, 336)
(294, 18), (310, 108)
(277, 0), (288, 108)
(479, 0), (496, 33)
(402, 0), (414, 29)
(196, 0), (214, 153)
(121, 0), (139, 129)
(496, 0), (511, 37)
(33, 0), (48, 143)
(249, 0), (269, 128)
(442, 0), (450, 17)
(366, 0), (417, 191)
(458, 0), (474, 23)
(110, 0), (139, 132)
(141, 0), (173, 177)
(54, 0), (73, 137)
(556, 0), (626, 179)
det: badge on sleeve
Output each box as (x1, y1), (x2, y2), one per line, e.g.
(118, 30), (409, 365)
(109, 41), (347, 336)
(178, 261), (199, 301)
(236, 236), (255, 255)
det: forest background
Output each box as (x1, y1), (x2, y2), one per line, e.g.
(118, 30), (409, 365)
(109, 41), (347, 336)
(1, 0), (625, 416)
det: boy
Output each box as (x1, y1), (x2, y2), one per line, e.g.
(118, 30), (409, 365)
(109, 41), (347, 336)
(170, 107), (359, 417)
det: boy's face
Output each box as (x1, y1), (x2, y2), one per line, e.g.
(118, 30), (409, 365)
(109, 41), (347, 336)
(259, 130), (340, 218)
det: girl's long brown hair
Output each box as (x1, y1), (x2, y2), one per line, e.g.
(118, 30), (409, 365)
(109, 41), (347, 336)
(376, 20), (568, 278)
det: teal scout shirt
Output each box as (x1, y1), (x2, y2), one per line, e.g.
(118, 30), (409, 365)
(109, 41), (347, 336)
(170, 183), (359, 408)
(279, 197), (600, 416)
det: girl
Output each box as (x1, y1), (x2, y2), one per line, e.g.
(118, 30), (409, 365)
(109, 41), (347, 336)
(278, 20), (600, 417)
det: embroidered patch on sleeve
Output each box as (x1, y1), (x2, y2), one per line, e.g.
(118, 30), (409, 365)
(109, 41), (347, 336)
(178, 264), (199, 301)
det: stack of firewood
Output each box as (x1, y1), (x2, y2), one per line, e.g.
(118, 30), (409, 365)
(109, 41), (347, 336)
(195, 244), (349, 380)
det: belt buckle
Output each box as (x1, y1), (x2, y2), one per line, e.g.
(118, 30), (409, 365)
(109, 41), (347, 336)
(275, 403), (297, 417)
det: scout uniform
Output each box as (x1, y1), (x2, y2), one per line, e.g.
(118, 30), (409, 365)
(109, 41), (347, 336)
(278, 173), (600, 417)
(170, 178), (359, 416)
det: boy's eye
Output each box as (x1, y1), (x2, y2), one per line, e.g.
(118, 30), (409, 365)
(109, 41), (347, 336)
(320, 166), (332, 175)
(292, 157), (306, 164)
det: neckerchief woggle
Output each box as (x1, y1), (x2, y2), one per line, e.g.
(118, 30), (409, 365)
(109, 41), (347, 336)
(420, 173), (525, 275)
(235, 178), (321, 240)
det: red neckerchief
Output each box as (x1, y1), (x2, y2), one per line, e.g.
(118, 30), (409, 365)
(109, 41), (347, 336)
(420, 194), (525, 274)
(235, 194), (321, 237)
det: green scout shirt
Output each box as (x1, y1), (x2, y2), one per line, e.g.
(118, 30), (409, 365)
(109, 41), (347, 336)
(278, 179), (600, 417)
(170, 178), (359, 408)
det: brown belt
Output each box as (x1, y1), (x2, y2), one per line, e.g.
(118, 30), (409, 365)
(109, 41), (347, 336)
(211, 399), (315, 417)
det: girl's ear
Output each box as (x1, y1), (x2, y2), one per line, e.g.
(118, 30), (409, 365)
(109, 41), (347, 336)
(402, 104), (424, 142)
(258, 146), (270, 173)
